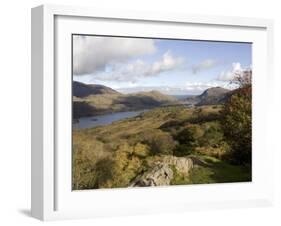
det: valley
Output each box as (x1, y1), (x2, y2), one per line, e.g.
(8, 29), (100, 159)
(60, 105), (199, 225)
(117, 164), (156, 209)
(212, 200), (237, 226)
(73, 81), (230, 119)
(72, 81), (251, 190)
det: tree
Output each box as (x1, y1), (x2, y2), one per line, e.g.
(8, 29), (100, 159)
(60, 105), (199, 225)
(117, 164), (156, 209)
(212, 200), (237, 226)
(221, 70), (252, 164)
(231, 69), (252, 88)
(173, 125), (203, 156)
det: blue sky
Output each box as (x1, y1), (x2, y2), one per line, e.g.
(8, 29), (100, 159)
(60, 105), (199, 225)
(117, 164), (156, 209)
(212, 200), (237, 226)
(73, 35), (252, 95)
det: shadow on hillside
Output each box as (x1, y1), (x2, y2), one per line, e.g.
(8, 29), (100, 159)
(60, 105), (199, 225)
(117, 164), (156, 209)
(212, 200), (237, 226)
(114, 95), (164, 109)
(73, 101), (97, 118)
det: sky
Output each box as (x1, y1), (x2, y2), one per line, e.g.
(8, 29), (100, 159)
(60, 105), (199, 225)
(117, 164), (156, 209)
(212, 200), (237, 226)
(73, 35), (252, 95)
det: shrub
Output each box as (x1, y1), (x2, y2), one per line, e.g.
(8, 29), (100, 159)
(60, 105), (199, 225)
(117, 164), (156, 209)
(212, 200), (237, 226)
(72, 139), (108, 190)
(144, 132), (176, 155)
(72, 155), (97, 190)
(133, 143), (150, 158)
(93, 157), (115, 188)
(95, 143), (143, 188)
(199, 122), (224, 148)
(173, 144), (193, 156)
(175, 125), (203, 148)
(221, 72), (252, 165)
(72, 141), (144, 189)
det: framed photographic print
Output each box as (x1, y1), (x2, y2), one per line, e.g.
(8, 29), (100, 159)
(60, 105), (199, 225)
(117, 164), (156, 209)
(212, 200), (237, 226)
(31, 4), (274, 221)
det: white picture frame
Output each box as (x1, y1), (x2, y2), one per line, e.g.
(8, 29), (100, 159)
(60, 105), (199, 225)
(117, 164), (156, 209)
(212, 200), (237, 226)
(31, 4), (274, 221)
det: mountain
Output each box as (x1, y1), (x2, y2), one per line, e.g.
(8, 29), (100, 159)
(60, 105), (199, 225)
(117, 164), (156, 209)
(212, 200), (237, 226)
(73, 81), (119, 97)
(73, 82), (232, 118)
(73, 82), (178, 118)
(133, 90), (176, 104)
(186, 87), (230, 106)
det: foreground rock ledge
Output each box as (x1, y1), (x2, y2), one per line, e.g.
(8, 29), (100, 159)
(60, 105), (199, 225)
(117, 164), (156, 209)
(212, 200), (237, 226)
(130, 156), (194, 187)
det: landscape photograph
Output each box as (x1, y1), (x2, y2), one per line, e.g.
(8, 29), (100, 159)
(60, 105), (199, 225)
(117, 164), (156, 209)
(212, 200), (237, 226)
(72, 35), (252, 190)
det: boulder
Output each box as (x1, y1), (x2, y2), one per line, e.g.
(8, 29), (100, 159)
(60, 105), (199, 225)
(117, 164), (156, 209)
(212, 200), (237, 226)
(162, 156), (193, 175)
(130, 163), (173, 187)
(130, 156), (194, 187)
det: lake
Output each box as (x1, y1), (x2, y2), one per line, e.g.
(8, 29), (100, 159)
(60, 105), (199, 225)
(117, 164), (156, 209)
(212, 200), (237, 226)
(73, 110), (147, 129)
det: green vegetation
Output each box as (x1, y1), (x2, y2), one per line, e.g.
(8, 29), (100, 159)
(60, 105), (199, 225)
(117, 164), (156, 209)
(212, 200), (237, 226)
(73, 103), (251, 189)
(188, 155), (251, 184)
(221, 71), (252, 165)
(170, 154), (251, 185)
(73, 71), (252, 189)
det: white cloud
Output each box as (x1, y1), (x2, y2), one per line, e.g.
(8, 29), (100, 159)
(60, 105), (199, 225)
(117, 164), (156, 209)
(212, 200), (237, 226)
(73, 35), (156, 75)
(217, 62), (244, 81)
(117, 80), (231, 95)
(90, 51), (184, 83)
(192, 59), (219, 74)
(184, 81), (229, 92)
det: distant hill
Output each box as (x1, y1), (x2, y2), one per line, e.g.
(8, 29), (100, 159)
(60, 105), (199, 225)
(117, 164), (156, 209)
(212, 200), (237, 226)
(73, 81), (119, 97)
(73, 82), (178, 118)
(73, 82), (233, 118)
(132, 91), (176, 104)
(186, 87), (230, 106)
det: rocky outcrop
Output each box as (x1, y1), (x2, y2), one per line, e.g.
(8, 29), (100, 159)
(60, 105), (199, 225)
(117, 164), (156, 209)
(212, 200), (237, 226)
(130, 163), (173, 187)
(162, 156), (193, 175)
(130, 156), (194, 187)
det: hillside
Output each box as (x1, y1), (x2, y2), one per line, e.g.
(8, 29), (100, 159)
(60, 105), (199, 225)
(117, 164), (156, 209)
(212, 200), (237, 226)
(185, 87), (230, 106)
(73, 105), (251, 190)
(73, 82), (233, 118)
(73, 81), (119, 97)
(73, 82), (178, 118)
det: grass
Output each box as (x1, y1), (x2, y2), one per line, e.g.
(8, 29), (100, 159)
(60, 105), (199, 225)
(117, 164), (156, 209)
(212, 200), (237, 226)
(188, 155), (251, 184)
(170, 154), (251, 185)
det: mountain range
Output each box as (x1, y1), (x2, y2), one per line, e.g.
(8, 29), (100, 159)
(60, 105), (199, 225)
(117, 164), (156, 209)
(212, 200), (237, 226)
(73, 81), (178, 118)
(73, 81), (231, 118)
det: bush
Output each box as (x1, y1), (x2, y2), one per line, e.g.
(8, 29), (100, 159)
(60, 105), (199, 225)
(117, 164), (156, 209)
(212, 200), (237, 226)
(173, 144), (193, 156)
(221, 79), (252, 165)
(133, 143), (150, 158)
(95, 143), (143, 188)
(72, 142), (144, 189)
(175, 125), (203, 148)
(142, 131), (176, 155)
(93, 157), (115, 188)
(72, 139), (108, 190)
(72, 156), (97, 190)
(199, 122), (224, 147)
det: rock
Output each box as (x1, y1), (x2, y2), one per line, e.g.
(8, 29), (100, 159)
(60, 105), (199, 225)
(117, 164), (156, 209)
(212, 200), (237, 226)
(162, 156), (193, 175)
(130, 163), (173, 187)
(189, 156), (210, 167)
(130, 156), (194, 187)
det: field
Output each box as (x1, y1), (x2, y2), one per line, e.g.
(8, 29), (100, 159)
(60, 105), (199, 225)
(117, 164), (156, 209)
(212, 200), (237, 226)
(72, 105), (251, 190)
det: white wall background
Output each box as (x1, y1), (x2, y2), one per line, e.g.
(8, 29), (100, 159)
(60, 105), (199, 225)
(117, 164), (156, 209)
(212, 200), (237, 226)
(0, 0), (280, 225)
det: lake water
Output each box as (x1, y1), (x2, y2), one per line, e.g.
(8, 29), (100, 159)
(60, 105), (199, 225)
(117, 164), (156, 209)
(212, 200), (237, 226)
(73, 110), (147, 129)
